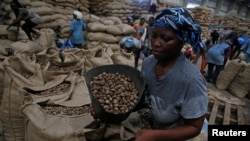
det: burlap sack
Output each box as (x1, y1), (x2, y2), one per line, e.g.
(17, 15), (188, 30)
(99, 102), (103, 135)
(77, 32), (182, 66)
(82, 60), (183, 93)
(99, 18), (115, 25)
(59, 49), (84, 63)
(117, 24), (136, 35)
(61, 48), (87, 66)
(19, 72), (75, 104)
(7, 28), (18, 41)
(30, 7), (54, 16)
(83, 14), (100, 23)
(0, 25), (8, 36)
(86, 41), (110, 50)
(11, 40), (44, 55)
(21, 103), (94, 141)
(109, 44), (121, 52)
(106, 25), (122, 36)
(0, 40), (13, 50)
(228, 63), (250, 99)
(106, 16), (123, 25)
(87, 32), (118, 44)
(31, 1), (50, 7)
(111, 49), (134, 67)
(44, 55), (85, 75)
(0, 56), (44, 141)
(19, 71), (92, 141)
(21, 71), (90, 105)
(18, 0), (31, 6)
(36, 28), (57, 47)
(87, 22), (106, 32)
(35, 47), (61, 69)
(216, 59), (245, 90)
(84, 47), (114, 73)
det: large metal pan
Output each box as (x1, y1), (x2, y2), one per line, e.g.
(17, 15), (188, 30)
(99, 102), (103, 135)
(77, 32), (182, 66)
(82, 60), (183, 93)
(85, 64), (145, 123)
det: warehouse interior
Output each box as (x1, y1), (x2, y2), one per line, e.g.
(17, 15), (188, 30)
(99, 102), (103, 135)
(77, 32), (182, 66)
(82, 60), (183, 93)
(0, 0), (250, 141)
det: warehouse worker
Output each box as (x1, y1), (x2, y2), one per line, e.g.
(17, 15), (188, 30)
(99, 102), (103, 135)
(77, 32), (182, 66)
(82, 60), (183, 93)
(132, 17), (146, 68)
(68, 10), (86, 48)
(241, 37), (250, 63)
(230, 35), (249, 59)
(119, 36), (142, 69)
(8, 3), (42, 41)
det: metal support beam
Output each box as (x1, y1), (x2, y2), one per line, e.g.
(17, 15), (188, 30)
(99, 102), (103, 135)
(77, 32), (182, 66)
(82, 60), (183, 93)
(201, 0), (209, 7)
(247, 8), (250, 18)
(215, 0), (224, 14)
(228, 0), (237, 12)
(182, 0), (189, 8)
(238, 1), (247, 17)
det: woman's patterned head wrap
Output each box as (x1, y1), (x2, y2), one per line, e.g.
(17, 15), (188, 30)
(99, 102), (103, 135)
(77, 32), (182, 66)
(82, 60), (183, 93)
(154, 8), (206, 53)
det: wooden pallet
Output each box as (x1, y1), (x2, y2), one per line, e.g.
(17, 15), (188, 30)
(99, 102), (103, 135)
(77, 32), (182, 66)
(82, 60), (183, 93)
(207, 94), (246, 125)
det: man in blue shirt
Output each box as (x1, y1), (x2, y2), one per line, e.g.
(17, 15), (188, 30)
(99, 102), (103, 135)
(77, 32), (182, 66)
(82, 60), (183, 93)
(68, 10), (86, 48)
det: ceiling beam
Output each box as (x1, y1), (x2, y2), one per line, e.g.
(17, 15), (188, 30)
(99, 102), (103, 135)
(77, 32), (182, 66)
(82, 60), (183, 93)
(247, 8), (250, 18)
(201, 0), (209, 6)
(238, 0), (248, 17)
(228, 0), (237, 12)
(182, 0), (189, 7)
(215, 0), (224, 14)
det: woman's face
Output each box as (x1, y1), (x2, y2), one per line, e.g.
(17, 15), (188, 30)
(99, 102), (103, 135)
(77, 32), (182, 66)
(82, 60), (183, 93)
(151, 27), (183, 61)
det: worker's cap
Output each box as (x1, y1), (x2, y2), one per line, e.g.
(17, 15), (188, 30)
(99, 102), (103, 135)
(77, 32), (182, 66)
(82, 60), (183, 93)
(73, 11), (82, 20)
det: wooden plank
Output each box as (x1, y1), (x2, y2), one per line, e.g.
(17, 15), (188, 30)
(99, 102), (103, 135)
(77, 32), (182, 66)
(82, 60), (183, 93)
(208, 92), (245, 106)
(237, 105), (245, 125)
(209, 99), (219, 124)
(223, 102), (231, 125)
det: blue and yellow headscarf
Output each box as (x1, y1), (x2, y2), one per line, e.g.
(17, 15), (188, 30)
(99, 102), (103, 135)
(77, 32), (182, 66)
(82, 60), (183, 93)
(154, 8), (206, 53)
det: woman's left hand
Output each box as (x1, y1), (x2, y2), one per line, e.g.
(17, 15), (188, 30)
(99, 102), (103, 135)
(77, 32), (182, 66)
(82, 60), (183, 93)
(135, 129), (157, 141)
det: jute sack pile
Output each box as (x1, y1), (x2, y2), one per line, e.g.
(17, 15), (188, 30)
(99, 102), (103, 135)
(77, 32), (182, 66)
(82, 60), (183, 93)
(216, 59), (246, 90)
(111, 48), (135, 67)
(60, 48), (86, 60)
(0, 25), (8, 37)
(228, 63), (250, 99)
(20, 72), (93, 141)
(20, 71), (90, 107)
(16, 0), (31, 6)
(0, 55), (44, 141)
(86, 15), (135, 45)
(10, 40), (44, 55)
(36, 28), (57, 47)
(44, 57), (85, 76)
(84, 46), (114, 73)
(35, 47), (61, 69)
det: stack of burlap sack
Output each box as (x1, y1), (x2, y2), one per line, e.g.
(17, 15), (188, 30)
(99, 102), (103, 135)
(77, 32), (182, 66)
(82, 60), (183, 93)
(89, 0), (150, 23)
(0, 0), (90, 39)
(216, 59), (250, 99)
(211, 13), (250, 35)
(157, 0), (182, 11)
(0, 39), (149, 141)
(189, 6), (212, 40)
